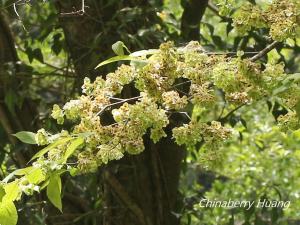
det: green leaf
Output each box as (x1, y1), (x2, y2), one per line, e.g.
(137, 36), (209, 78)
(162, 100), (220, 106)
(25, 47), (34, 63)
(12, 131), (36, 144)
(62, 137), (84, 163)
(39, 179), (50, 191)
(74, 132), (94, 138)
(46, 175), (62, 212)
(14, 167), (34, 176)
(112, 41), (124, 56)
(0, 201), (18, 225)
(2, 167), (34, 184)
(0, 185), (5, 202)
(26, 168), (46, 184)
(30, 137), (73, 162)
(295, 99), (300, 120)
(95, 55), (140, 69)
(130, 49), (159, 57)
(283, 73), (300, 84)
(69, 168), (79, 177)
(52, 33), (63, 55)
(32, 48), (44, 63)
(3, 182), (20, 202)
(112, 41), (130, 56)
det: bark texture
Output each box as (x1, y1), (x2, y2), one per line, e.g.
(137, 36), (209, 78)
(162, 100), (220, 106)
(181, 0), (209, 41)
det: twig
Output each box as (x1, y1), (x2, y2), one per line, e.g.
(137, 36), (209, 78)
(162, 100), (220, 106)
(208, 1), (219, 15)
(206, 51), (258, 56)
(60, 0), (86, 16)
(250, 41), (279, 62)
(171, 80), (191, 88)
(95, 96), (141, 116)
(13, 2), (20, 18)
(166, 111), (191, 121)
(218, 103), (246, 123)
(178, 112), (191, 120)
(207, 1), (232, 22)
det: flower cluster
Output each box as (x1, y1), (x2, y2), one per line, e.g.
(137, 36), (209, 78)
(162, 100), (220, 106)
(232, 0), (299, 41)
(162, 91), (188, 110)
(172, 120), (231, 150)
(232, 3), (266, 35)
(278, 111), (300, 132)
(38, 41), (296, 173)
(266, 0), (299, 41)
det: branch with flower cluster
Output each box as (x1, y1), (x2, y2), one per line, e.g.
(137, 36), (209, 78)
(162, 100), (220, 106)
(0, 0), (299, 220)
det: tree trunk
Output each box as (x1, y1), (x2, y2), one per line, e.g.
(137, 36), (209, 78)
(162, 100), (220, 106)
(103, 127), (184, 225)
(181, 0), (209, 41)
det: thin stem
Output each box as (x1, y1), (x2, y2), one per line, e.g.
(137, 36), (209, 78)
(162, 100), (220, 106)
(206, 51), (258, 56)
(207, 1), (219, 15)
(95, 96), (141, 116)
(60, 0), (86, 16)
(219, 103), (246, 122)
(171, 80), (191, 88)
(166, 110), (191, 121)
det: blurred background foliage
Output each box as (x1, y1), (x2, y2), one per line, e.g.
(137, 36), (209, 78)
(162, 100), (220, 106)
(0, 0), (299, 224)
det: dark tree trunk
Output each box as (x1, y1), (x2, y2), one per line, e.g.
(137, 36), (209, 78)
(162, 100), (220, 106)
(103, 127), (184, 225)
(181, 0), (209, 41)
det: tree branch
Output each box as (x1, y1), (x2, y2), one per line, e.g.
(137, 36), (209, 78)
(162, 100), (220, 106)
(250, 41), (279, 62)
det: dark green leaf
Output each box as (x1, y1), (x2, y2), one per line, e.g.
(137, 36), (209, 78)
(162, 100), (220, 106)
(112, 41), (125, 56)
(52, 33), (63, 55)
(33, 48), (44, 63)
(12, 131), (36, 144)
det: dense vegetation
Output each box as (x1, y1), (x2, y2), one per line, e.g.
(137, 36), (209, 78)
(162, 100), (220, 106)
(0, 0), (299, 224)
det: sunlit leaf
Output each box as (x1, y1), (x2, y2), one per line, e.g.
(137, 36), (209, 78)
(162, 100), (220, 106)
(3, 182), (20, 202)
(0, 201), (18, 225)
(46, 175), (62, 212)
(26, 168), (46, 184)
(129, 49), (159, 57)
(62, 137), (84, 163)
(13, 167), (34, 176)
(95, 55), (139, 69)
(0, 185), (5, 202)
(30, 137), (73, 162)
